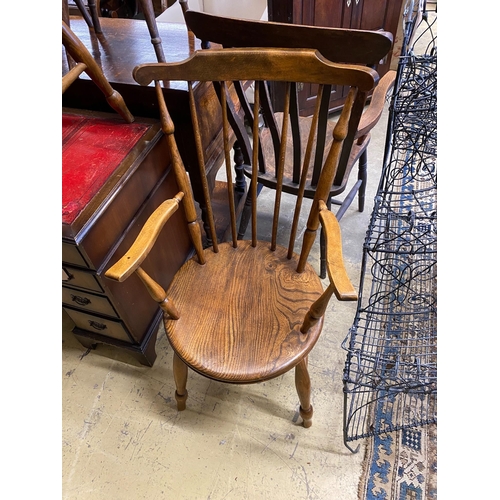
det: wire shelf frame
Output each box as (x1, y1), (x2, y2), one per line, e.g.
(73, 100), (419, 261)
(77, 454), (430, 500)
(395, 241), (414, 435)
(342, 0), (437, 452)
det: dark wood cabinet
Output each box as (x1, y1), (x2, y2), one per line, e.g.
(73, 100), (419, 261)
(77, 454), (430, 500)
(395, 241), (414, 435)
(268, 0), (404, 114)
(62, 109), (193, 366)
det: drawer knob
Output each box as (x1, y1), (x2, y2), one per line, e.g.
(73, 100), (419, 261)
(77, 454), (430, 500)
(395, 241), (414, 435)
(88, 320), (107, 331)
(71, 294), (91, 306)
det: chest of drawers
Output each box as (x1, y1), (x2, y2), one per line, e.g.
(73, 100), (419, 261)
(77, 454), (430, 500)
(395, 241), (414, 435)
(62, 108), (192, 365)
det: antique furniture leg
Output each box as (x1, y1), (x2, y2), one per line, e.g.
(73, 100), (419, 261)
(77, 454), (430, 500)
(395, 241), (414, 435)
(138, 0), (166, 62)
(295, 357), (313, 428)
(173, 352), (188, 410)
(73, 0), (94, 29)
(87, 0), (103, 34)
(132, 325), (159, 366)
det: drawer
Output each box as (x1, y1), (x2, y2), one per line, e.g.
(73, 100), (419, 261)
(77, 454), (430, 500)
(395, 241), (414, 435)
(63, 307), (132, 343)
(62, 266), (103, 293)
(62, 287), (118, 318)
(62, 241), (89, 268)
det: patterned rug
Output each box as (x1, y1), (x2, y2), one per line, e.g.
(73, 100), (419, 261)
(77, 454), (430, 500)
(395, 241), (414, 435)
(358, 422), (437, 499)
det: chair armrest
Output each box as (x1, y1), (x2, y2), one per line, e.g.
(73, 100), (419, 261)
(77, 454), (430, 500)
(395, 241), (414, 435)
(318, 201), (358, 301)
(356, 70), (396, 139)
(105, 193), (184, 282)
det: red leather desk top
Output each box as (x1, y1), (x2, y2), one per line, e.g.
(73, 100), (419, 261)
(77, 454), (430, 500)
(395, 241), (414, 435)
(62, 112), (150, 225)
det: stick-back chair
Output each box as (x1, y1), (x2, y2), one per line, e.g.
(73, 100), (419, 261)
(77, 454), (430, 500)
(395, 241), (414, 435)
(104, 47), (378, 428)
(181, 4), (396, 277)
(62, 21), (134, 123)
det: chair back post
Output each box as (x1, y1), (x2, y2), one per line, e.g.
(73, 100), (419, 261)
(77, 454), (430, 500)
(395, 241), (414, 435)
(154, 81), (206, 264)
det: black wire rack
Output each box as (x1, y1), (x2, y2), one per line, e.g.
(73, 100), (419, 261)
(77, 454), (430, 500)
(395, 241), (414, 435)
(342, 0), (437, 452)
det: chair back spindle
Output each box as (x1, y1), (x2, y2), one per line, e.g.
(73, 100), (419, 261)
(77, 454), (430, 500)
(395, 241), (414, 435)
(220, 81), (239, 248)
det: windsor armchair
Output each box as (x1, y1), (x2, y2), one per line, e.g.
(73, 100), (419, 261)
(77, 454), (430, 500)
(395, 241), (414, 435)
(104, 47), (378, 427)
(181, 5), (396, 277)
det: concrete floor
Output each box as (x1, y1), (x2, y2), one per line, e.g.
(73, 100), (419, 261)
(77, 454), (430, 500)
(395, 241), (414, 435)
(62, 98), (390, 499)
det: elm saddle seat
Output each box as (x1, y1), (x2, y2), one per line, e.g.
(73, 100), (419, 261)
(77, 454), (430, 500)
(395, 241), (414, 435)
(180, 4), (396, 277)
(105, 47), (378, 427)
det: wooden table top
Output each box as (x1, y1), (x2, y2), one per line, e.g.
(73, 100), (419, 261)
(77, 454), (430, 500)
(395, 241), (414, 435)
(63, 16), (204, 91)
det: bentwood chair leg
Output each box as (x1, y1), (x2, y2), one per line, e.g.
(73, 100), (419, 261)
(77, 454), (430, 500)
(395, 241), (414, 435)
(295, 357), (313, 428)
(173, 352), (188, 410)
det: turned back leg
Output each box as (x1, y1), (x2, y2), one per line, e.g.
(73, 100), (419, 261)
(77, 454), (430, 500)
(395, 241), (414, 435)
(295, 357), (313, 428)
(173, 352), (188, 411)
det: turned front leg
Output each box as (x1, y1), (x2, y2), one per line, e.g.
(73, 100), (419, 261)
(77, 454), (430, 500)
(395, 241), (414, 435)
(173, 352), (188, 411)
(295, 357), (313, 428)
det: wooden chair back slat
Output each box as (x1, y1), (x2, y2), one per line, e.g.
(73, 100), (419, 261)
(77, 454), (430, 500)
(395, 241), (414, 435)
(271, 81), (291, 251)
(311, 85), (333, 187)
(288, 82), (302, 184)
(251, 82), (260, 247)
(183, 10), (393, 66)
(187, 81), (219, 253)
(257, 81), (277, 173)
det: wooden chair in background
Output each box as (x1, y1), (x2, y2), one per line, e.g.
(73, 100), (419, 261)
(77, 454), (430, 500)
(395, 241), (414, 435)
(181, 6), (396, 277)
(62, 20), (134, 123)
(104, 47), (378, 428)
